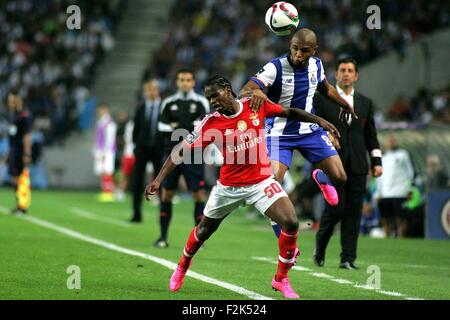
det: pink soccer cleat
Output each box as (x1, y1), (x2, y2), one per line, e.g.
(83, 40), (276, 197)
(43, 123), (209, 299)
(169, 261), (192, 292)
(312, 169), (339, 206)
(272, 277), (300, 299)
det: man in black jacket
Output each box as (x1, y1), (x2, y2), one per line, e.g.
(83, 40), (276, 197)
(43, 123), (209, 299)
(313, 58), (383, 269)
(130, 80), (162, 222)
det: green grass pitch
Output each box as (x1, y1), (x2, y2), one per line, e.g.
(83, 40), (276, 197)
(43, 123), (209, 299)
(0, 189), (449, 300)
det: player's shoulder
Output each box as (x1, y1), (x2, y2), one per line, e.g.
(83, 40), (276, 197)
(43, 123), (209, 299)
(311, 56), (322, 63)
(194, 112), (219, 131)
(239, 97), (251, 105)
(161, 92), (181, 105)
(269, 54), (288, 64)
(190, 91), (208, 101)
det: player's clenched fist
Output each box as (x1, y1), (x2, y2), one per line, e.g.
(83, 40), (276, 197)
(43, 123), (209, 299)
(145, 180), (160, 200)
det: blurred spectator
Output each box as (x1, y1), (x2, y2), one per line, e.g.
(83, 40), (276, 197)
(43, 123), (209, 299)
(142, 0), (450, 101)
(29, 124), (47, 189)
(426, 154), (449, 190)
(403, 185), (425, 238)
(360, 176), (380, 236)
(376, 134), (415, 238)
(94, 103), (116, 202)
(388, 96), (410, 120)
(130, 80), (163, 223)
(114, 110), (134, 202)
(6, 90), (32, 214)
(0, 0), (122, 144)
(0, 114), (9, 184)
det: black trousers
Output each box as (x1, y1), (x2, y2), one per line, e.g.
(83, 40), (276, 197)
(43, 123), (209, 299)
(315, 173), (367, 263)
(131, 146), (162, 220)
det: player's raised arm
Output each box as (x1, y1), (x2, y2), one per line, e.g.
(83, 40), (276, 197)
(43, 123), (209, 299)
(277, 107), (341, 139)
(317, 78), (358, 121)
(144, 142), (184, 199)
(239, 80), (270, 112)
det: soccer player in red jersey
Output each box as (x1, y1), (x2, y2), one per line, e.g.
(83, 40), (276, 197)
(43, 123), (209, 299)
(145, 75), (339, 299)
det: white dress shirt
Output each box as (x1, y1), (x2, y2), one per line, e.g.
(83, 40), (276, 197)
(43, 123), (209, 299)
(337, 85), (354, 125)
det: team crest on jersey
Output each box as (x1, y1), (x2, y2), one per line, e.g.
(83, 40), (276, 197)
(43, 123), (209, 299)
(310, 74), (317, 86)
(170, 104), (178, 111)
(190, 103), (197, 113)
(249, 112), (260, 126)
(237, 120), (247, 131)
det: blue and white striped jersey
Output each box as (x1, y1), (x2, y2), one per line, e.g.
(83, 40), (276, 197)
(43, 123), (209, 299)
(251, 55), (326, 136)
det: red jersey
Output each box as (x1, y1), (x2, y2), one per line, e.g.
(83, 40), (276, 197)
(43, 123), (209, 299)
(183, 98), (283, 186)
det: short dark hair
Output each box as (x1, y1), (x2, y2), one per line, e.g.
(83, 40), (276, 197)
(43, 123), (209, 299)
(205, 75), (236, 97)
(176, 68), (195, 79)
(336, 57), (358, 72)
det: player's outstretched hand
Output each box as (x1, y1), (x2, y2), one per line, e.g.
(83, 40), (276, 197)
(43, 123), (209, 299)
(339, 106), (358, 122)
(317, 117), (341, 139)
(327, 130), (341, 150)
(145, 180), (160, 200)
(250, 89), (269, 112)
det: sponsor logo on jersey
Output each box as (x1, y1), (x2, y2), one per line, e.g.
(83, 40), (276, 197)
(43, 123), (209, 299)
(237, 120), (247, 132)
(309, 123), (319, 131)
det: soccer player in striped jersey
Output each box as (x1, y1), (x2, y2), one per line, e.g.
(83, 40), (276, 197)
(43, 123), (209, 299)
(145, 75), (339, 298)
(240, 28), (357, 237)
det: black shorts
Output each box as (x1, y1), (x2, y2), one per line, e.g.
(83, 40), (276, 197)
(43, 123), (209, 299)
(8, 150), (24, 178)
(161, 163), (205, 191)
(378, 198), (407, 219)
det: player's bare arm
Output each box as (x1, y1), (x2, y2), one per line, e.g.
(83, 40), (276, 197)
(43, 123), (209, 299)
(317, 79), (358, 120)
(239, 80), (269, 112)
(278, 107), (341, 139)
(144, 142), (184, 199)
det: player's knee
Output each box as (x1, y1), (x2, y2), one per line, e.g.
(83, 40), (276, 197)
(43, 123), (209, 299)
(279, 215), (299, 233)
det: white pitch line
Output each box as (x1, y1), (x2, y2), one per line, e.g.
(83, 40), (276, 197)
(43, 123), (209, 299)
(70, 207), (131, 227)
(252, 256), (423, 300)
(329, 278), (354, 285)
(2, 211), (272, 300)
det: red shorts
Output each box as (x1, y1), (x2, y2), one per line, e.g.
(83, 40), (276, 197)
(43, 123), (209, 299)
(121, 156), (136, 177)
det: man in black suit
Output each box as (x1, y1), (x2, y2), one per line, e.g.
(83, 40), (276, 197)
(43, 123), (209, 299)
(313, 58), (383, 269)
(130, 80), (162, 222)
